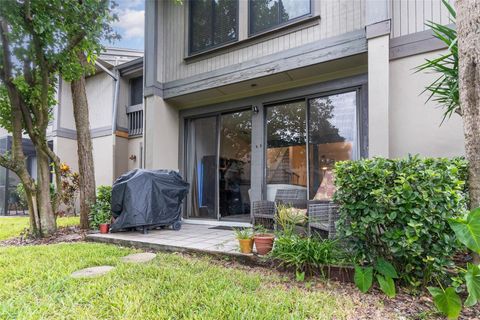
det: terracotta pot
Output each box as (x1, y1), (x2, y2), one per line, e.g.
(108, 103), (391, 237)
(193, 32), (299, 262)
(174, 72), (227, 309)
(99, 223), (110, 234)
(238, 238), (254, 254)
(254, 234), (275, 255)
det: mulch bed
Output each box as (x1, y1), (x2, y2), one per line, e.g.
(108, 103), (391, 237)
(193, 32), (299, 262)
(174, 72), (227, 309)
(0, 226), (87, 247)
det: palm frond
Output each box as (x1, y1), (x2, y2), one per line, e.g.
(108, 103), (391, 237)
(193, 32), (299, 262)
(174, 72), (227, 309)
(415, 1), (458, 123)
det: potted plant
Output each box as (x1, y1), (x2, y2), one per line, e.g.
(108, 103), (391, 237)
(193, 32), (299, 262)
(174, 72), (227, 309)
(89, 185), (112, 234)
(234, 228), (253, 254)
(253, 225), (275, 255)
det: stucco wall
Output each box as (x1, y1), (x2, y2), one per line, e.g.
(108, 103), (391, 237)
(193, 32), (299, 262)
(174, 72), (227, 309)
(144, 95), (179, 170)
(59, 79), (76, 131)
(58, 72), (114, 131)
(84, 72), (114, 129)
(128, 136), (143, 171)
(389, 50), (464, 158)
(53, 137), (79, 171)
(92, 135), (114, 186)
(114, 136), (129, 179)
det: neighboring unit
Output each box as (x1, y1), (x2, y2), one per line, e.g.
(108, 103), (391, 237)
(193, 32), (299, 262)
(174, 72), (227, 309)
(49, 47), (145, 188)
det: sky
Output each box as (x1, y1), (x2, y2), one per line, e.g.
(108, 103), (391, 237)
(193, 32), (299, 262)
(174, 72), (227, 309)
(108, 0), (145, 51)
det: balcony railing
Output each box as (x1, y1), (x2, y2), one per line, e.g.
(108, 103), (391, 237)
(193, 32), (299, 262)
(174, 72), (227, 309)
(126, 104), (143, 136)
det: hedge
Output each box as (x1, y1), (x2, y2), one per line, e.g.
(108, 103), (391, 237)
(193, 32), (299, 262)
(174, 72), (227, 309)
(334, 156), (468, 286)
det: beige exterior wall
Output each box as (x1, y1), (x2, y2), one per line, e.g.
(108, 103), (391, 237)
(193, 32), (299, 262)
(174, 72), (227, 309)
(84, 72), (115, 129)
(160, 0), (366, 82)
(92, 135), (115, 186)
(52, 137), (79, 171)
(113, 136), (129, 179)
(58, 72), (114, 131)
(59, 79), (76, 131)
(390, 0), (453, 38)
(144, 95), (179, 170)
(128, 137), (143, 171)
(389, 50), (464, 158)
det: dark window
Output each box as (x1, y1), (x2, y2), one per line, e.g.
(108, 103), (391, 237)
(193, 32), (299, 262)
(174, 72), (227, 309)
(249, 0), (311, 35)
(130, 76), (143, 106)
(189, 0), (238, 54)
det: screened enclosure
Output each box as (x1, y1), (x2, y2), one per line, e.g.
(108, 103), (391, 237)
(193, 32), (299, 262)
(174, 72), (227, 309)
(0, 137), (38, 216)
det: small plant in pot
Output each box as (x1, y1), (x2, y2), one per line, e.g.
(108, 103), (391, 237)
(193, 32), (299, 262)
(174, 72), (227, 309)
(89, 185), (112, 233)
(253, 225), (275, 255)
(234, 228), (253, 254)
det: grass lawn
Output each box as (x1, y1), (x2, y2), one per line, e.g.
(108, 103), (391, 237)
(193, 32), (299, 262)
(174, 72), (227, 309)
(0, 243), (366, 319)
(0, 216), (79, 240)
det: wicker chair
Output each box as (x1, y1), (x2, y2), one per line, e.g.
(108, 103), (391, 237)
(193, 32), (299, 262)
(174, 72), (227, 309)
(307, 201), (339, 239)
(251, 188), (307, 229)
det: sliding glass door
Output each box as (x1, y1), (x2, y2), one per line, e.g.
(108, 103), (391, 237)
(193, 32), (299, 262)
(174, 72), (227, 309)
(186, 116), (218, 219)
(219, 111), (252, 222)
(186, 110), (252, 222)
(265, 90), (358, 201)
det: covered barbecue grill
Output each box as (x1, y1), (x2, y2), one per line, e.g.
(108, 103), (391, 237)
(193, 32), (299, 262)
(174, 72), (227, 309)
(110, 169), (189, 233)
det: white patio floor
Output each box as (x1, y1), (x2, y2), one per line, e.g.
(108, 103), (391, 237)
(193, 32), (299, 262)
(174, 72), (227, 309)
(86, 222), (246, 256)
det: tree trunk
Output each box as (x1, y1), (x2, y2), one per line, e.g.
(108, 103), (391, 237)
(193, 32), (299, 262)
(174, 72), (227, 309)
(71, 52), (96, 230)
(35, 147), (56, 235)
(457, 0), (480, 264)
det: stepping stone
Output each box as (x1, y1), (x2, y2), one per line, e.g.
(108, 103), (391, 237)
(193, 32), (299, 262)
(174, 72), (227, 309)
(71, 266), (114, 278)
(121, 252), (156, 263)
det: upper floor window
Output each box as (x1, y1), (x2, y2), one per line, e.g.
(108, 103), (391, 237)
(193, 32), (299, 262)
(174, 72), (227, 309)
(130, 76), (143, 106)
(249, 0), (311, 35)
(189, 0), (238, 55)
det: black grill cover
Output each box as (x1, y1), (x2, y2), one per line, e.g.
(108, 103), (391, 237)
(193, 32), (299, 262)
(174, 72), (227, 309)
(110, 169), (189, 232)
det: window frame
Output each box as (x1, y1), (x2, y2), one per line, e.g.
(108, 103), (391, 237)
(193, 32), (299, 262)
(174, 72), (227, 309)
(263, 87), (363, 200)
(248, 0), (313, 37)
(188, 0), (240, 56)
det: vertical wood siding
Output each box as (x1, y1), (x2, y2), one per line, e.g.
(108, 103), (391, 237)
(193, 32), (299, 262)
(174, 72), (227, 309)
(390, 0), (454, 38)
(162, 0), (366, 83)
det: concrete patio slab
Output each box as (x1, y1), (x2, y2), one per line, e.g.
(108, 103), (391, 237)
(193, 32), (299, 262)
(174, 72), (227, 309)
(86, 222), (256, 259)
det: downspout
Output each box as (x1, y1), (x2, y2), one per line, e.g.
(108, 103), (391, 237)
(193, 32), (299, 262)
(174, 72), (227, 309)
(111, 69), (120, 182)
(95, 60), (120, 182)
(111, 69), (120, 133)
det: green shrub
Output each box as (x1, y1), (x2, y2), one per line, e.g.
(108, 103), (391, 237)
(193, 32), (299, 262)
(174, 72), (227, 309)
(89, 185), (112, 230)
(334, 156), (468, 286)
(272, 234), (349, 277)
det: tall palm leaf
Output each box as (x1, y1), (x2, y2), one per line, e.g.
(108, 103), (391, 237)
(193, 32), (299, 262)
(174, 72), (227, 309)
(416, 0), (458, 123)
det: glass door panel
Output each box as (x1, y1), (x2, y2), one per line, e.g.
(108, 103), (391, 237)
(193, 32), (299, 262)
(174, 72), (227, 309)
(186, 116), (218, 219)
(219, 110), (252, 222)
(308, 91), (358, 200)
(265, 101), (307, 201)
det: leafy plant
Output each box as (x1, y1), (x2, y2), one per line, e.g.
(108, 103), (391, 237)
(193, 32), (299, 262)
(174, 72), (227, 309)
(234, 228), (252, 240)
(57, 163), (80, 215)
(416, 0), (458, 123)
(354, 258), (398, 298)
(89, 185), (112, 230)
(427, 207), (480, 318)
(272, 234), (348, 278)
(428, 287), (462, 319)
(334, 156), (468, 286)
